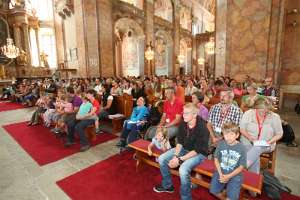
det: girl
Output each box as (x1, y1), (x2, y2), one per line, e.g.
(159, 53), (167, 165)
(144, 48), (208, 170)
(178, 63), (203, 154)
(148, 127), (171, 156)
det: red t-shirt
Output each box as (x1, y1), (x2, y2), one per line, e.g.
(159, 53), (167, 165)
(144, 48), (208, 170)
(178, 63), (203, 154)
(163, 97), (183, 124)
(92, 99), (100, 114)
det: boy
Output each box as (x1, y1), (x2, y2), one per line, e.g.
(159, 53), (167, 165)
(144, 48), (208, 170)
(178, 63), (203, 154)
(210, 122), (246, 200)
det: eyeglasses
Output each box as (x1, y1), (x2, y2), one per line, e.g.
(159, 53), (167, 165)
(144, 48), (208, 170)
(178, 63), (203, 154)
(183, 112), (192, 116)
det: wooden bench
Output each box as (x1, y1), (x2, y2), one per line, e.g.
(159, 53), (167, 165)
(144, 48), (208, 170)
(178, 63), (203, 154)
(99, 94), (134, 134)
(128, 139), (263, 197)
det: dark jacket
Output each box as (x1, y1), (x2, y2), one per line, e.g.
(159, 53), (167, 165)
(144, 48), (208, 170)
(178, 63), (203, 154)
(177, 116), (209, 156)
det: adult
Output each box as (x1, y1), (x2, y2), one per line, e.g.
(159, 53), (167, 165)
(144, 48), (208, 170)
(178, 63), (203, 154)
(117, 97), (149, 148)
(65, 89), (99, 152)
(185, 79), (198, 96)
(153, 103), (209, 200)
(240, 98), (283, 174)
(191, 91), (209, 121)
(98, 84), (117, 120)
(207, 89), (243, 146)
(145, 87), (183, 139)
(263, 77), (277, 97)
(240, 83), (265, 112)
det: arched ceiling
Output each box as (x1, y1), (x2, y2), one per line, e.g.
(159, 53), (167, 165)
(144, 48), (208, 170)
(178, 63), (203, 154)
(197, 0), (215, 16)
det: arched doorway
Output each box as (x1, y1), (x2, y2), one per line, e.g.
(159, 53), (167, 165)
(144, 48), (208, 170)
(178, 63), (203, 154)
(114, 18), (145, 77)
(154, 30), (173, 76)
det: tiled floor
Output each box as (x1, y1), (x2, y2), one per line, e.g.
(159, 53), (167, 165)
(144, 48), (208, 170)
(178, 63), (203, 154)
(0, 107), (299, 199)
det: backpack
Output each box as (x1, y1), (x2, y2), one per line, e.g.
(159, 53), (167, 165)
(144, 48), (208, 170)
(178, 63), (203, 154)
(263, 170), (291, 200)
(295, 103), (300, 114)
(280, 123), (296, 144)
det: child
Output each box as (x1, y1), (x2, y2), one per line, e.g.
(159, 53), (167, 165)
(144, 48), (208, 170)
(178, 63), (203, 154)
(43, 96), (56, 127)
(76, 94), (100, 132)
(210, 122), (246, 200)
(52, 95), (74, 135)
(148, 127), (171, 156)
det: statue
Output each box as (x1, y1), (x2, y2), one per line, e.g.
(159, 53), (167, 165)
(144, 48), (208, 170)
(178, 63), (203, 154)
(16, 50), (27, 66)
(40, 52), (49, 68)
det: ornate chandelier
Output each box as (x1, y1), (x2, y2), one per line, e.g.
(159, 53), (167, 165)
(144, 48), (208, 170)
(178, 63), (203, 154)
(177, 54), (185, 64)
(145, 43), (154, 61)
(197, 58), (205, 65)
(205, 37), (215, 55)
(1, 38), (20, 59)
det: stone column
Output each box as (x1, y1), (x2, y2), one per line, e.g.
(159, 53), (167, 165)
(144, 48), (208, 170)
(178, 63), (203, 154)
(13, 24), (22, 49)
(34, 28), (41, 66)
(22, 23), (31, 66)
(96, 0), (114, 77)
(215, 0), (273, 80)
(144, 0), (154, 76)
(173, 0), (181, 75)
(215, 0), (227, 78)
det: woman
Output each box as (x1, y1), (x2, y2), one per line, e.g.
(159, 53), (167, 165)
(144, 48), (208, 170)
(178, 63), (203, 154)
(240, 98), (283, 174)
(116, 97), (149, 148)
(191, 91), (209, 121)
(98, 84), (117, 120)
(240, 83), (265, 112)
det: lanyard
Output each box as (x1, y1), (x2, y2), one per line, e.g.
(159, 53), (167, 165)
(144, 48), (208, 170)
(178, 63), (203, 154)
(218, 105), (230, 127)
(255, 110), (267, 140)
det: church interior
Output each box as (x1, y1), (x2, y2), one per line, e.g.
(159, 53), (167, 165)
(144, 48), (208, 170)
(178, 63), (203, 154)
(0, 0), (300, 199)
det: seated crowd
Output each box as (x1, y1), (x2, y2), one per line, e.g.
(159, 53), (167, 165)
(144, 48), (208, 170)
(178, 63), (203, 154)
(0, 74), (296, 200)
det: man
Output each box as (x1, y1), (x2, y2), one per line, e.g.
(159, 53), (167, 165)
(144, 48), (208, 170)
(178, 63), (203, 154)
(62, 87), (82, 134)
(65, 89), (99, 152)
(153, 103), (209, 200)
(94, 78), (102, 95)
(167, 78), (185, 103)
(207, 89), (243, 146)
(185, 79), (199, 96)
(263, 77), (277, 97)
(146, 87), (183, 139)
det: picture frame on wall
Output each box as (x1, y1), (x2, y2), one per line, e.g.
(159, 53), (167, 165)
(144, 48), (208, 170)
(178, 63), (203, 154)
(70, 48), (78, 61)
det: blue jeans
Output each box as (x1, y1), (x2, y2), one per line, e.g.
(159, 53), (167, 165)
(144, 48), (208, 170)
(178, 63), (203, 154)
(120, 120), (144, 144)
(158, 148), (206, 200)
(210, 171), (243, 200)
(67, 119), (94, 147)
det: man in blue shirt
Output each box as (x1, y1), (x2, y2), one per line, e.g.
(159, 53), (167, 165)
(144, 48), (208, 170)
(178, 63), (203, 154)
(116, 97), (149, 148)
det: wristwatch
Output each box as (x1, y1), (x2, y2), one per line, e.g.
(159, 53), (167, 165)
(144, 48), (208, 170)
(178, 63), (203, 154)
(176, 155), (184, 165)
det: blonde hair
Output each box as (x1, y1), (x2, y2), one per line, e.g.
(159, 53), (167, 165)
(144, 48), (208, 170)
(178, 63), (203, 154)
(156, 127), (169, 140)
(183, 103), (198, 115)
(222, 122), (240, 135)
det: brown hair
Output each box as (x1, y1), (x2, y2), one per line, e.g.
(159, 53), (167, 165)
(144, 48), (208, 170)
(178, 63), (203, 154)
(222, 122), (240, 135)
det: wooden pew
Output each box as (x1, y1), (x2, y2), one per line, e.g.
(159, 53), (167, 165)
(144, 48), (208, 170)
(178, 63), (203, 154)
(185, 95), (192, 103)
(99, 94), (134, 134)
(128, 139), (263, 197)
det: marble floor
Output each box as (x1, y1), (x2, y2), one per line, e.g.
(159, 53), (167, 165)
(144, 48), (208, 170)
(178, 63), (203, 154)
(0, 107), (299, 200)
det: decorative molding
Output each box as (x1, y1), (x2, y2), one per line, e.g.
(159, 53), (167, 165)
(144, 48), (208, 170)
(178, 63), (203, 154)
(112, 0), (145, 20)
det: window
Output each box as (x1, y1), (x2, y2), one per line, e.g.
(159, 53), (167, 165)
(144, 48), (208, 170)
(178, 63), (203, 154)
(39, 28), (57, 69)
(31, 0), (54, 21)
(30, 29), (39, 67)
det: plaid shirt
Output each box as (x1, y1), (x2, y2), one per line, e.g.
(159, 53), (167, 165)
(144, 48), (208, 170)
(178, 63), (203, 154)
(208, 103), (243, 135)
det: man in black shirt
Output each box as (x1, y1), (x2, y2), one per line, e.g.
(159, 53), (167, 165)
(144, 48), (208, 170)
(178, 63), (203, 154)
(153, 103), (209, 200)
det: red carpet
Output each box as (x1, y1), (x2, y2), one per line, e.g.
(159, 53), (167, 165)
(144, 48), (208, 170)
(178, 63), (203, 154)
(3, 122), (117, 165)
(0, 101), (26, 112)
(56, 152), (300, 200)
